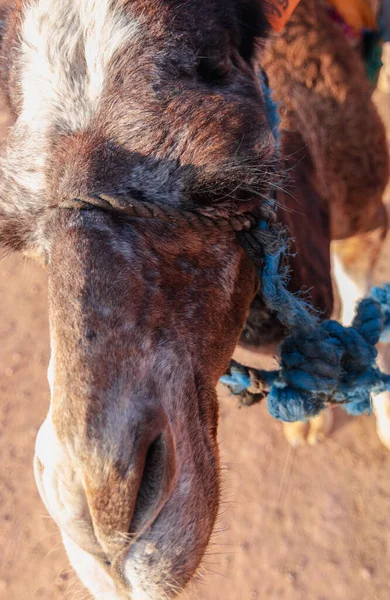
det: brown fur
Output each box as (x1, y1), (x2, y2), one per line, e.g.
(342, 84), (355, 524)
(272, 0), (389, 312)
(263, 0), (389, 240)
(0, 0), (388, 596)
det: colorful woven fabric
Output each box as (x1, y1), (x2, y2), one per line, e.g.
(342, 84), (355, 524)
(327, 0), (378, 30)
(264, 0), (303, 32)
(327, 0), (386, 86)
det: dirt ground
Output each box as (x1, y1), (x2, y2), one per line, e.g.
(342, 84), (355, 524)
(1, 28), (390, 600)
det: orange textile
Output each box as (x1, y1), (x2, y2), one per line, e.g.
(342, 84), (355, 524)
(326, 0), (378, 30)
(264, 0), (303, 32)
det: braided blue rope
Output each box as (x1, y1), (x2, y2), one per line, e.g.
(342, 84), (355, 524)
(221, 207), (390, 421)
(256, 216), (318, 332)
(221, 285), (390, 421)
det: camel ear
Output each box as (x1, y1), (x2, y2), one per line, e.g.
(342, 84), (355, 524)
(0, 201), (38, 255)
(0, 211), (25, 254)
(0, 162), (44, 256)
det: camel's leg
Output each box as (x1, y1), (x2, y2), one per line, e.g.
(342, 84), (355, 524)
(307, 408), (334, 446)
(331, 222), (390, 450)
(373, 393), (390, 450)
(282, 420), (308, 447)
(331, 227), (386, 325)
(373, 343), (390, 451)
(283, 409), (334, 447)
(378, 44), (390, 94)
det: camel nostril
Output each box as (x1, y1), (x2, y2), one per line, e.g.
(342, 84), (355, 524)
(83, 416), (176, 556)
(128, 432), (176, 536)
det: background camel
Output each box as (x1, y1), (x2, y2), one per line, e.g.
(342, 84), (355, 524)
(233, 0), (390, 447)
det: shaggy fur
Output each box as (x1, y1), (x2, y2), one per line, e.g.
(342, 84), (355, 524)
(244, 0), (389, 348)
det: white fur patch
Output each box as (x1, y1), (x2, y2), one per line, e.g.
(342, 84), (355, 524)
(20, 0), (140, 132)
(373, 390), (390, 450)
(62, 533), (121, 600)
(331, 247), (369, 326)
(2, 1), (140, 199)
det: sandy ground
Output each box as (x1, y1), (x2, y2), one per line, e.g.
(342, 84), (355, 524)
(1, 26), (390, 600)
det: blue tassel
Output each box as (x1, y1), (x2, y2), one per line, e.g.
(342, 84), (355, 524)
(220, 363), (251, 395)
(221, 283), (390, 422)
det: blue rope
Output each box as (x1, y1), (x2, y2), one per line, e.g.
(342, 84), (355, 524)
(222, 72), (390, 421)
(221, 212), (390, 422)
(257, 217), (318, 333)
(260, 70), (280, 145)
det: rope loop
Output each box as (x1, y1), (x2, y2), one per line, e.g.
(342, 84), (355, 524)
(57, 190), (390, 423)
(57, 193), (261, 235)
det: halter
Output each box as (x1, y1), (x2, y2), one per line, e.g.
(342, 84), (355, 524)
(57, 193), (286, 283)
(58, 193), (262, 233)
(58, 193), (390, 423)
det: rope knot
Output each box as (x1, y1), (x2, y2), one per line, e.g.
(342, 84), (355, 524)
(221, 285), (390, 421)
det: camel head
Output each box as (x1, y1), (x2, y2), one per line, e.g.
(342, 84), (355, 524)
(0, 0), (277, 597)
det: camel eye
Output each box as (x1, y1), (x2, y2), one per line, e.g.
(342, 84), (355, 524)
(197, 58), (231, 84)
